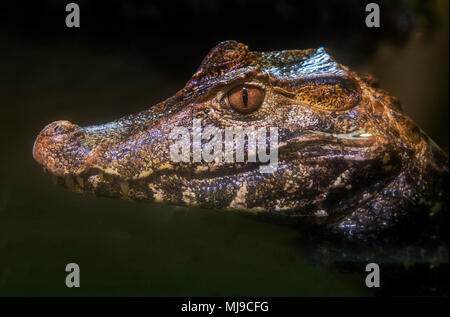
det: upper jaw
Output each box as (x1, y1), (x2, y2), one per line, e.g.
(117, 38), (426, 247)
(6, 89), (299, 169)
(33, 120), (374, 176)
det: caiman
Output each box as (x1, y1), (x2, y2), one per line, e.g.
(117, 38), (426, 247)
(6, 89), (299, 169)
(32, 41), (448, 241)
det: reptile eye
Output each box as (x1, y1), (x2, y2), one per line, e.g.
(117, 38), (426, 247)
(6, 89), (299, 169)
(227, 85), (264, 114)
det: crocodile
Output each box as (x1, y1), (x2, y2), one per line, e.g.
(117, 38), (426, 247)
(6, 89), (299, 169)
(32, 41), (448, 240)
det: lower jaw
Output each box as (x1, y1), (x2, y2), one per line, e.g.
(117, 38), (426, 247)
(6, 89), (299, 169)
(41, 163), (266, 207)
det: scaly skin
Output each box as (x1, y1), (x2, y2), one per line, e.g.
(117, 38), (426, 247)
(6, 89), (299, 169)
(33, 41), (448, 240)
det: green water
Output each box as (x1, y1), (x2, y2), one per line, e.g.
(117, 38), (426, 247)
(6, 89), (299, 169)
(0, 178), (373, 296)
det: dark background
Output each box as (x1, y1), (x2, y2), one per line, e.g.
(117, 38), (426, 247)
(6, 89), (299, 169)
(0, 0), (448, 296)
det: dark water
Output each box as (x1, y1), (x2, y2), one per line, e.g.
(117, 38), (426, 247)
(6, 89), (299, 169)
(0, 1), (448, 296)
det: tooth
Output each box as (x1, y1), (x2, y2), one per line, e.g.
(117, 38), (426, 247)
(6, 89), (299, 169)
(65, 176), (77, 191)
(120, 181), (129, 197)
(75, 176), (84, 188)
(43, 167), (47, 174)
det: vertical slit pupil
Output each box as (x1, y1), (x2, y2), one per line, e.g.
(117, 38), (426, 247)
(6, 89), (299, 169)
(242, 87), (248, 108)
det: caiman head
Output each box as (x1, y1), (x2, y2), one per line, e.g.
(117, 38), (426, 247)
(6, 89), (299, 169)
(33, 41), (448, 240)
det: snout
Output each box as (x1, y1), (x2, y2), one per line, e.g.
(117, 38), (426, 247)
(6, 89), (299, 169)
(33, 120), (89, 176)
(36, 120), (77, 137)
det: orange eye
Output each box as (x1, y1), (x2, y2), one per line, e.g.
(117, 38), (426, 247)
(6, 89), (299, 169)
(227, 85), (265, 114)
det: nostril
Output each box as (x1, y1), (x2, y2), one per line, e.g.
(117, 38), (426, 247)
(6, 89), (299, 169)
(46, 120), (76, 136)
(53, 125), (64, 134)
